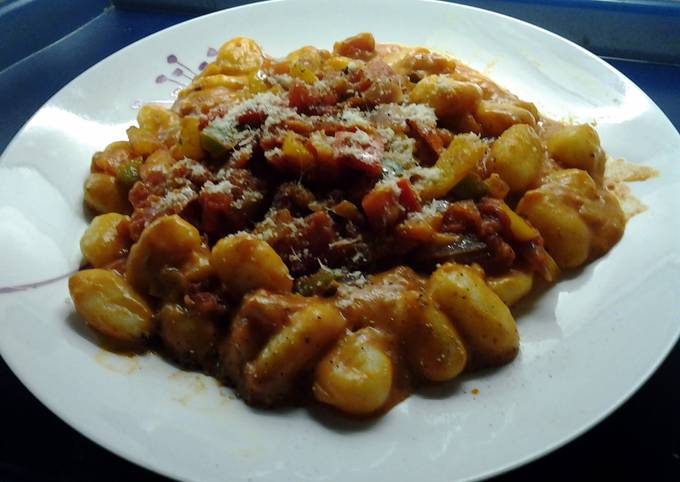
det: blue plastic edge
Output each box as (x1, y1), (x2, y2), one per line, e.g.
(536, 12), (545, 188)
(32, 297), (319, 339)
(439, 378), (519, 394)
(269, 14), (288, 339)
(110, 0), (680, 64)
(0, 0), (111, 72)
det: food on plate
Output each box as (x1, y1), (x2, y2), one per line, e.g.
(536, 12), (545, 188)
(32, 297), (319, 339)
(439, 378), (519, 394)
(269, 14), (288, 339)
(69, 33), (630, 416)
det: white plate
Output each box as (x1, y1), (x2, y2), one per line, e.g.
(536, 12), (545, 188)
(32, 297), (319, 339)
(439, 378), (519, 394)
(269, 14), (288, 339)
(1, 1), (679, 481)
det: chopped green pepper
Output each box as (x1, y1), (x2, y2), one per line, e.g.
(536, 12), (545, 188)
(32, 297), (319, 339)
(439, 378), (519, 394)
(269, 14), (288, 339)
(294, 265), (344, 297)
(115, 157), (143, 188)
(200, 125), (238, 159)
(451, 173), (489, 200)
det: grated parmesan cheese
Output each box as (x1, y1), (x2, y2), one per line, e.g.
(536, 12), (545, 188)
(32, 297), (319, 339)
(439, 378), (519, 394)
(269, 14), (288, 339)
(407, 166), (439, 181)
(338, 108), (370, 127)
(232, 189), (263, 209)
(209, 92), (300, 134)
(374, 177), (404, 197)
(350, 129), (372, 145)
(383, 134), (417, 169)
(405, 199), (448, 223)
(155, 185), (197, 212)
(201, 179), (235, 195)
(399, 102), (437, 126)
(172, 158), (210, 178)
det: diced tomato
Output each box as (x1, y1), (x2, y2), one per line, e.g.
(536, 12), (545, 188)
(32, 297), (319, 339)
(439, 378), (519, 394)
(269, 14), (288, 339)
(408, 119), (444, 155)
(361, 186), (402, 229)
(362, 178), (419, 228)
(333, 33), (376, 60)
(333, 130), (384, 177)
(317, 86), (339, 107)
(128, 181), (150, 208)
(200, 192), (230, 235)
(519, 239), (560, 282)
(485, 232), (516, 269)
(346, 60), (403, 107)
(198, 168), (266, 237)
(349, 59), (391, 94)
(237, 110), (268, 126)
(396, 178), (421, 212)
(289, 80), (338, 114)
(441, 200), (482, 234)
(342, 151), (383, 177)
(347, 67), (369, 90)
(289, 81), (314, 111)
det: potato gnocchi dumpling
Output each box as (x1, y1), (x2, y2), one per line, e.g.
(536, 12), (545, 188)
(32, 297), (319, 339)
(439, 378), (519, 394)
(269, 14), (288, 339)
(517, 169), (625, 269)
(79, 213), (131, 268)
(490, 124), (544, 194)
(83, 173), (131, 215)
(429, 263), (519, 367)
(210, 232), (293, 298)
(546, 124), (606, 184)
(69, 269), (153, 343)
(69, 33), (634, 418)
(406, 304), (467, 382)
(314, 327), (394, 415)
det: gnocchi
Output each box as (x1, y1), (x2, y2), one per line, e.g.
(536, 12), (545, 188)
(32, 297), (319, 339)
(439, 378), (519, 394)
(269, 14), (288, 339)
(242, 301), (346, 405)
(69, 269), (153, 344)
(428, 263), (519, 367)
(126, 215), (208, 296)
(210, 233), (293, 298)
(313, 328), (393, 415)
(516, 169), (625, 268)
(486, 270), (534, 307)
(83, 173), (130, 215)
(474, 100), (536, 137)
(79, 213), (131, 268)
(406, 304), (468, 381)
(68, 33), (633, 418)
(490, 124), (544, 194)
(546, 124), (606, 184)
(410, 75), (482, 119)
(159, 303), (219, 368)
